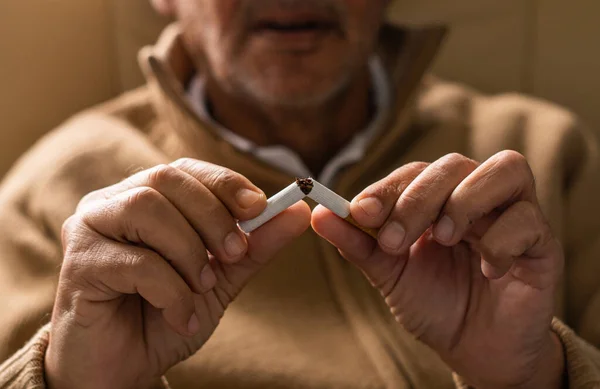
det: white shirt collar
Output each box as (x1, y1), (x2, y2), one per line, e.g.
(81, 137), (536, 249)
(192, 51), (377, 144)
(187, 56), (391, 187)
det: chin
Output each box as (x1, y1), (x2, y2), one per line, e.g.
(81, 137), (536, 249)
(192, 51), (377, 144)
(255, 87), (340, 108)
(236, 74), (350, 108)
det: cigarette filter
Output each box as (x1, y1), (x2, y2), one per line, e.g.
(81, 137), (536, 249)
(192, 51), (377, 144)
(238, 181), (307, 233)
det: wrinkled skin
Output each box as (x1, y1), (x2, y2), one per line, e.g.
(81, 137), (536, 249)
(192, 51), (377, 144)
(46, 160), (310, 388)
(45, 1), (565, 388)
(313, 152), (565, 389)
(163, 0), (387, 106)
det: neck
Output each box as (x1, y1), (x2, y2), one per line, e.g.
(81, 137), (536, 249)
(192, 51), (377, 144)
(204, 66), (373, 175)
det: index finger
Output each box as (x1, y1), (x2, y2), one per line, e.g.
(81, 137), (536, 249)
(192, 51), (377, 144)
(171, 158), (267, 220)
(79, 160), (267, 221)
(349, 162), (430, 229)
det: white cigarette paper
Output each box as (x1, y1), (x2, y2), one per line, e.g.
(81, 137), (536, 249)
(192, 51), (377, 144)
(238, 182), (307, 233)
(238, 178), (379, 239)
(306, 180), (350, 219)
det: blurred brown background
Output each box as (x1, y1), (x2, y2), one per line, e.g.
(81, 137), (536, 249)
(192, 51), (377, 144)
(0, 0), (598, 178)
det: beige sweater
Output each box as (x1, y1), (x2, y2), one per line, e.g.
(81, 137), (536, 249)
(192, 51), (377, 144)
(1, 23), (600, 388)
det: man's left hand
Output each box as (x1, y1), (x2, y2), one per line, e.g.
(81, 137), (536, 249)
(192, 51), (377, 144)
(312, 151), (565, 389)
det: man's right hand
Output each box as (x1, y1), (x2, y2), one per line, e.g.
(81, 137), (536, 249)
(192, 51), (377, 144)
(45, 159), (311, 389)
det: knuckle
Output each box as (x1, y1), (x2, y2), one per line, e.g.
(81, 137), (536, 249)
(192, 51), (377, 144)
(78, 190), (100, 209)
(366, 179), (401, 199)
(122, 252), (194, 310)
(497, 149), (525, 163)
(77, 188), (116, 213)
(122, 251), (155, 278)
(480, 238), (507, 261)
(147, 164), (181, 187)
(497, 150), (531, 175)
(61, 215), (97, 255)
(121, 251), (158, 282)
(61, 215), (80, 240)
(398, 189), (429, 217)
(128, 187), (164, 212)
(204, 166), (243, 191)
(443, 152), (467, 163)
(441, 152), (477, 171)
(123, 251), (144, 269)
(514, 201), (544, 227)
(403, 161), (430, 172)
(394, 162), (429, 184)
(444, 194), (482, 225)
(491, 151), (536, 197)
(61, 235), (106, 280)
(171, 157), (197, 170)
(432, 154), (477, 183)
(369, 162), (429, 198)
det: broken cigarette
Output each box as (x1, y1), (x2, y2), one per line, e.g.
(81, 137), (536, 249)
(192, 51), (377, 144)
(238, 178), (379, 239)
(238, 181), (306, 233)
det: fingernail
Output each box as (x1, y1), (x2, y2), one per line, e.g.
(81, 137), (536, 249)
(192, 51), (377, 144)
(434, 215), (455, 243)
(224, 231), (247, 258)
(200, 264), (216, 290)
(358, 197), (383, 217)
(236, 189), (263, 209)
(379, 221), (406, 251)
(187, 313), (200, 334)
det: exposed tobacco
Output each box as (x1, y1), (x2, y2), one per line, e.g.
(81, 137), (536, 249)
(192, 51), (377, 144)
(295, 177), (314, 195)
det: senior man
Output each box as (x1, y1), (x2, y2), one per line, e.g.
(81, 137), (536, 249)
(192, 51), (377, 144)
(1, 0), (600, 388)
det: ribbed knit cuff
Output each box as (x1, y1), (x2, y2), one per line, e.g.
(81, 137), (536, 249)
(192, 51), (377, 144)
(0, 325), (171, 389)
(551, 317), (600, 388)
(452, 318), (600, 388)
(0, 324), (50, 389)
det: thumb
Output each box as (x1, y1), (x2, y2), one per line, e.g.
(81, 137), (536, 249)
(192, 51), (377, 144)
(213, 201), (311, 294)
(311, 205), (403, 295)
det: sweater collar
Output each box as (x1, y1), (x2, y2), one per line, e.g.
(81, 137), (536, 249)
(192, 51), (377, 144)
(138, 22), (447, 196)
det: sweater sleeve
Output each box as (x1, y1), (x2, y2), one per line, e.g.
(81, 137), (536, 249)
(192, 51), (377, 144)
(0, 325), (171, 389)
(0, 326), (49, 389)
(452, 318), (600, 388)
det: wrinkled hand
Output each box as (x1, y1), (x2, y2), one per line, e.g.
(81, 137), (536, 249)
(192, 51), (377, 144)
(312, 152), (565, 389)
(46, 159), (311, 389)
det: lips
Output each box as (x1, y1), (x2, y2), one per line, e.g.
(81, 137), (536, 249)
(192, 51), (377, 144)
(252, 7), (339, 33)
(249, 11), (340, 52)
(254, 20), (336, 33)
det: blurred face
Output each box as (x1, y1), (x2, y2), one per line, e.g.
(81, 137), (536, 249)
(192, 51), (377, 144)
(170, 0), (388, 107)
